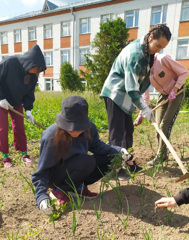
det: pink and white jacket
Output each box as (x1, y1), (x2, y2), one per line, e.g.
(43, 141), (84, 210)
(150, 53), (188, 95)
(142, 53), (188, 103)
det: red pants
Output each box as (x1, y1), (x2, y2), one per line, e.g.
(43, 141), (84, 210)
(0, 105), (27, 153)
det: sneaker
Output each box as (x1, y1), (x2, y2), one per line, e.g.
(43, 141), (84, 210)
(118, 168), (130, 181)
(125, 161), (143, 173)
(147, 155), (167, 166)
(22, 155), (32, 163)
(49, 189), (70, 205)
(3, 157), (12, 168)
(69, 186), (98, 199)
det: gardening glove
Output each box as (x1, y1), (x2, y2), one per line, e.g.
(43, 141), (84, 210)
(142, 106), (154, 122)
(26, 110), (35, 124)
(39, 199), (52, 214)
(168, 89), (177, 102)
(0, 99), (13, 110)
(121, 148), (131, 161)
(133, 111), (143, 126)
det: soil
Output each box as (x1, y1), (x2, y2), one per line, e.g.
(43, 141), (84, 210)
(0, 113), (189, 240)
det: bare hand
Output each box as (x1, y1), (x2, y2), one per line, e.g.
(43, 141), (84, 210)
(155, 197), (177, 209)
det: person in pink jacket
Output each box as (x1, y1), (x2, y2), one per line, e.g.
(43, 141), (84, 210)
(134, 53), (188, 165)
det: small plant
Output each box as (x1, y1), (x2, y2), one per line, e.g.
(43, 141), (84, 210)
(17, 169), (35, 195)
(142, 226), (153, 240)
(139, 176), (146, 196)
(0, 197), (3, 210)
(108, 196), (129, 232)
(6, 224), (22, 240)
(1, 170), (6, 187)
(165, 185), (171, 197)
(48, 199), (68, 227)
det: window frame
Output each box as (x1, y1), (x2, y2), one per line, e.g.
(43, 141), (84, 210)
(61, 49), (71, 64)
(80, 18), (91, 34)
(176, 39), (189, 60)
(14, 29), (22, 43)
(79, 47), (90, 65)
(28, 26), (36, 41)
(151, 4), (168, 25)
(101, 14), (113, 23)
(61, 21), (71, 37)
(44, 24), (53, 39)
(44, 51), (53, 66)
(125, 9), (139, 28)
(180, 0), (189, 21)
(44, 78), (54, 91)
(1, 31), (8, 45)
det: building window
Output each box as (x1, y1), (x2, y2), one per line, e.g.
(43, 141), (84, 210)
(149, 85), (158, 94)
(125, 10), (139, 28)
(28, 27), (36, 41)
(45, 78), (54, 91)
(80, 48), (90, 65)
(14, 29), (22, 43)
(61, 21), (70, 37)
(101, 14), (113, 23)
(80, 18), (91, 34)
(61, 50), (70, 64)
(151, 5), (167, 25)
(181, 0), (189, 21)
(1, 31), (8, 45)
(177, 40), (189, 60)
(44, 24), (52, 39)
(44, 52), (53, 66)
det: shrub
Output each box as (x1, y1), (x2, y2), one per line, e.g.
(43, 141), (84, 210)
(60, 62), (83, 91)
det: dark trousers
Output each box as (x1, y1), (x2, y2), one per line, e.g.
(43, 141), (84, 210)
(104, 97), (134, 149)
(50, 154), (113, 191)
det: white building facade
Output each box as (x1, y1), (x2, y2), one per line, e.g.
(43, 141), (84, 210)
(0, 0), (189, 95)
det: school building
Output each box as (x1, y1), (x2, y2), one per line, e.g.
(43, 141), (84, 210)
(0, 0), (189, 97)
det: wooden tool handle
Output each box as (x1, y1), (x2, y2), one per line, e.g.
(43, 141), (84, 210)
(152, 120), (188, 175)
(9, 107), (46, 130)
(152, 88), (184, 112)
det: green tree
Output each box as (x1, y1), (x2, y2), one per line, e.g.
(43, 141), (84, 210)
(184, 75), (189, 105)
(81, 17), (130, 93)
(60, 61), (83, 91)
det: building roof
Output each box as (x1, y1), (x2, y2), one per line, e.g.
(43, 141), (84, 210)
(0, 0), (114, 23)
(43, 0), (59, 11)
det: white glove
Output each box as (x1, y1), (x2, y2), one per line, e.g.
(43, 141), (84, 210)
(0, 99), (13, 110)
(121, 148), (130, 161)
(26, 110), (35, 124)
(39, 199), (52, 214)
(142, 106), (153, 121)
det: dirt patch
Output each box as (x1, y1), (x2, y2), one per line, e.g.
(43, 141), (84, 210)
(0, 114), (189, 240)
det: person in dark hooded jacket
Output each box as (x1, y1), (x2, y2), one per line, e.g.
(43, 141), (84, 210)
(0, 44), (46, 168)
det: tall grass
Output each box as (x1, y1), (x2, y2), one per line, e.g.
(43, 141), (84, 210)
(8, 91), (108, 145)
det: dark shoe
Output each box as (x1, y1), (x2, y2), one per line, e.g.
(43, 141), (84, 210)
(69, 186), (98, 199)
(49, 189), (70, 205)
(118, 168), (130, 181)
(125, 161), (143, 173)
(3, 157), (12, 168)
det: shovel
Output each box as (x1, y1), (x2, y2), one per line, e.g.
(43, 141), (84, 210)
(151, 117), (189, 182)
(9, 107), (46, 130)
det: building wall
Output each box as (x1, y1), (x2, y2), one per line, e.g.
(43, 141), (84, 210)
(0, 0), (189, 92)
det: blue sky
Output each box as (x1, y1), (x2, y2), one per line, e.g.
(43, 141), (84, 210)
(0, 0), (83, 21)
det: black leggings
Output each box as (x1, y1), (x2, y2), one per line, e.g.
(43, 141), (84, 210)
(49, 154), (112, 191)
